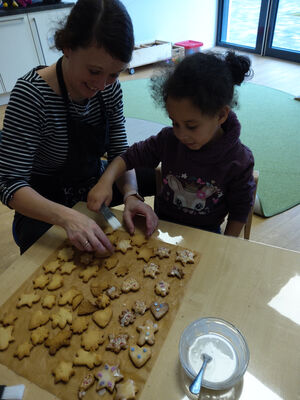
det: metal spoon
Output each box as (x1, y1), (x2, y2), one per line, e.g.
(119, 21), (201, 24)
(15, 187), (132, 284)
(189, 353), (212, 398)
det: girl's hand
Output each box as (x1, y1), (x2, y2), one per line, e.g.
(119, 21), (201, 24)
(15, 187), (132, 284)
(87, 180), (113, 213)
(123, 195), (158, 237)
(63, 208), (114, 255)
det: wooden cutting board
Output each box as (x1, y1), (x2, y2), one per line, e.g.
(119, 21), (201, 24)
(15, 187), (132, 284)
(0, 203), (200, 400)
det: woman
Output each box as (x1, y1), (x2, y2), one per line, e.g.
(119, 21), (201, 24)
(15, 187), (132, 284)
(0, 0), (157, 255)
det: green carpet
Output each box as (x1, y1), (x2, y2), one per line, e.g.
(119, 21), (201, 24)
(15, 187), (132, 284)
(121, 79), (300, 217)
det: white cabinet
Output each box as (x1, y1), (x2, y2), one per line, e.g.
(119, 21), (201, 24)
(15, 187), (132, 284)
(27, 8), (70, 66)
(0, 6), (71, 99)
(0, 15), (40, 93)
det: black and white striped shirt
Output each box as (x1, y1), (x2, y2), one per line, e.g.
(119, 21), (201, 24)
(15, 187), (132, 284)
(0, 68), (128, 206)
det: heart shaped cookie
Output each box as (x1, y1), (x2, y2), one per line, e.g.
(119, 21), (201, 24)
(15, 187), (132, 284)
(92, 307), (113, 328)
(150, 301), (169, 320)
(129, 345), (151, 368)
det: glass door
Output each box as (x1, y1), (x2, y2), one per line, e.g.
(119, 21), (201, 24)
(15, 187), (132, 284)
(217, 0), (300, 62)
(265, 0), (300, 61)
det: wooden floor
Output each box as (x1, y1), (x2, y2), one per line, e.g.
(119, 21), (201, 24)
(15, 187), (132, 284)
(0, 50), (299, 275)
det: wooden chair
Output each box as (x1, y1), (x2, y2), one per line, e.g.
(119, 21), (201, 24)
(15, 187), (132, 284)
(155, 165), (259, 240)
(244, 170), (259, 239)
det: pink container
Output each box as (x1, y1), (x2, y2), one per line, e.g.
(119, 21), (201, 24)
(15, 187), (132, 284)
(174, 40), (203, 55)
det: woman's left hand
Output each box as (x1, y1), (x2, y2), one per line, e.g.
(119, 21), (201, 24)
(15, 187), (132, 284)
(123, 195), (158, 237)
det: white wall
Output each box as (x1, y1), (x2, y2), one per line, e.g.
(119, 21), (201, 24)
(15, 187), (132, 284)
(122, 0), (218, 50)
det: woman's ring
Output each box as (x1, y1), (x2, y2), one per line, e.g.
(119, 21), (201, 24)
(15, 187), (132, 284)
(83, 240), (90, 248)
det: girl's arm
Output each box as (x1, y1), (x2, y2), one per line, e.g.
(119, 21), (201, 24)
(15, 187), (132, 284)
(87, 156), (158, 237)
(87, 156), (127, 210)
(224, 219), (245, 237)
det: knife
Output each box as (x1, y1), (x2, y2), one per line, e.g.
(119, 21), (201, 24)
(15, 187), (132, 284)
(0, 385), (25, 400)
(100, 204), (121, 230)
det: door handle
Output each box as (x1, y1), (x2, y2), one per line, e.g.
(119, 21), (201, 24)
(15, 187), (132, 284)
(30, 17), (46, 65)
(0, 73), (6, 93)
(0, 16), (25, 24)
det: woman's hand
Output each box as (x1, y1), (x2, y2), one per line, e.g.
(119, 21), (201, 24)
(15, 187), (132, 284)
(62, 208), (114, 255)
(87, 180), (113, 213)
(123, 195), (158, 237)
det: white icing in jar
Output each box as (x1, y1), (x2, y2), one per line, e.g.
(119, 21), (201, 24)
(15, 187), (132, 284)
(188, 333), (237, 383)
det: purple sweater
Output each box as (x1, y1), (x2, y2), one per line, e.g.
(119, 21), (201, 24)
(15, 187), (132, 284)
(121, 112), (255, 228)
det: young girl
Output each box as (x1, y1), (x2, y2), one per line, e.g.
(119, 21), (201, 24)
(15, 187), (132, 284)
(88, 51), (256, 237)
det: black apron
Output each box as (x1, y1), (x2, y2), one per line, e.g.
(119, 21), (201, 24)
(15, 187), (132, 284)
(30, 56), (109, 207)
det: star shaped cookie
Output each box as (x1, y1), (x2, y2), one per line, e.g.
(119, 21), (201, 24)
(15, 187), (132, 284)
(52, 360), (75, 383)
(106, 333), (129, 353)
(95, 363), (123, 393)
(143, 262), (160, 279)
(116, 239), (132, 254)
(115, 379), (139, 399)
(176, 249), (195, 265)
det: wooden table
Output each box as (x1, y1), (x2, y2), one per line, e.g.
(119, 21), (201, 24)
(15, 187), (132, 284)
(0, 202), (299, 400)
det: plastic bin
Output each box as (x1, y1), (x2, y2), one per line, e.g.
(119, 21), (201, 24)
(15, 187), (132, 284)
(174, 40), (203, 56)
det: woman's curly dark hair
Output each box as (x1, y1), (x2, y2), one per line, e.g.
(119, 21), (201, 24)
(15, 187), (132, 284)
(55, 0), (134, 63)
(151, 51), (253, 116)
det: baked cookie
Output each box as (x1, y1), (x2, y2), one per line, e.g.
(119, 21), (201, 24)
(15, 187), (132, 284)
(41, 294), (56, 309)
(150, 301), (169, 320)
(104, 254), (119, 270)
(73, 348), (102, 369)
(0, 326), (14, 350)
(137, 319), (158, 346)
(0, 312), (18, 326)
(115, 265), (129, 277)
(115, 379), (139, 400)
(14, 342), (33, 360)
(78, 373), (95, 399)
(58, 287), (82, 306)
(31, 326), (49, 345)
(43, 260), (61, 274)
(95, 363), (123, 394)
(79, 265), (99, 283)
(90, 280), (109, 297)
(168, 265), (185, 279)
(58, 247), (74, 262)
(95, 293), (110, 309)
(29, 310), (49, 330)
(72, 293), (84, 311)
(129, 345), (152, 368)
(52, 360), (75, 383)
(45, 329), (72, 355)
(47, 274), (64, 291)
(119, 309), (136, 327)
(130, 233), (147, 247)
(121, 277), (140, 293)
(80, 252), (94, 265)
(132, 300), (148, 316)
(136, 247), (154, 262)
(33, 274), (49, 289)
(155, 280), (170, 297)
(103, 226), (114, 235)
(106, 285), (121, 300)
(106, 333), (129, 353)
(71, 316), (89, 334)
(154, 246), (171, 259)
(116, 239), (132, 254)
(81, 328), (105, 351)
(176, 249), (195, 265)
(60, 261), (77, 275)
(143, 262), (160, 279)
(51, 307), (72, 329)
(77, 300), (98, 316)
(92, 307), (113, 328)
(17, 292), (40, 308)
